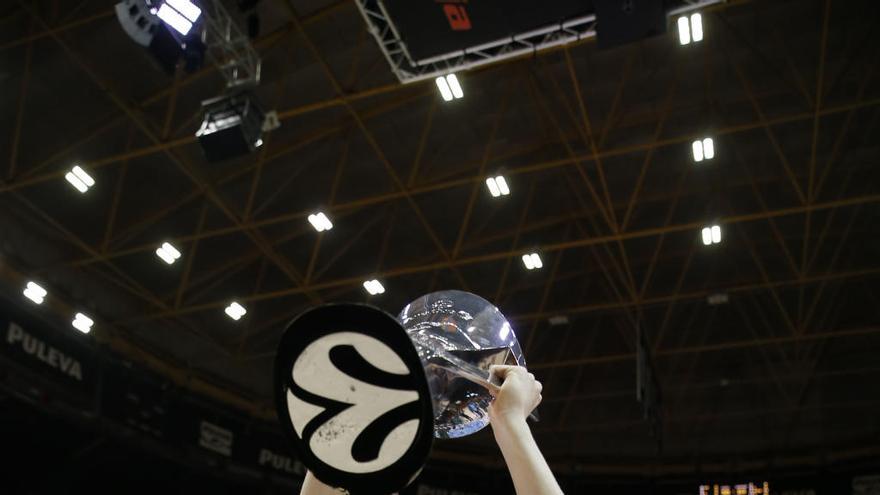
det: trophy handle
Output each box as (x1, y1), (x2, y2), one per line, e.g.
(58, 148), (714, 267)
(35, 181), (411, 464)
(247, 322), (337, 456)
(423, 349), (540, 422)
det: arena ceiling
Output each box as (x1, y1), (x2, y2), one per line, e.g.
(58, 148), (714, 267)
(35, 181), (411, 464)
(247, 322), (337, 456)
(1, 0), (879, 471)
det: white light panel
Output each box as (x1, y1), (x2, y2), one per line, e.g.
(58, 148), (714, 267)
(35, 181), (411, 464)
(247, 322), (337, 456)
(692, 137), (714, 162)
(225, 301), (247, 321)
(65, 165), (95, 193)
(702, 137), (714, 159)
(363, 279), (385, 295)
(446, 73), (463, 99)
(691, 13), (704, 42)
(692, 140), (704, 162)
(307, 212), (333, 232)
(23, 281), (47, 304)
(486, 176), (510, 197)
(436, 73), (463, 101)
(157, 3), (193, 35)
(435, 76), (453, 102)
(702, 225), (722, 245)
(522, 253), (543, 270)
(155, 242), (182, 264)
(165, 0), (201, 22)
(72, 313), (94, 334)
(677, 13), (704, 45)
(677, 16), (690, 45)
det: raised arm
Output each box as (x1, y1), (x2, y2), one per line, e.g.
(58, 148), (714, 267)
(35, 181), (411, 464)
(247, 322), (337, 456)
(488, 365), (564, 495)
(299, 471), (342, 495)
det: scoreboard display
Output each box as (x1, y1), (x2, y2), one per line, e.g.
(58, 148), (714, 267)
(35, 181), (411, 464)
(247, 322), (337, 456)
(381, 0), (592, 63)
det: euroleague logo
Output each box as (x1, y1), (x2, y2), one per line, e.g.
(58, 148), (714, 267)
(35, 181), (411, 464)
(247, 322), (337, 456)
(275, 305), (433, 493)
(284, 331), (422, 474)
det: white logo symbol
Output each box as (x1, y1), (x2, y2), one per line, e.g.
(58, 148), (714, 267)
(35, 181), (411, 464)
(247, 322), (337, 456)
(286, 332), (420, 474)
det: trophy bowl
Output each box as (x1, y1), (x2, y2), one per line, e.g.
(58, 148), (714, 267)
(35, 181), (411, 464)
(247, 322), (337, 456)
(399, 290), (525, 439)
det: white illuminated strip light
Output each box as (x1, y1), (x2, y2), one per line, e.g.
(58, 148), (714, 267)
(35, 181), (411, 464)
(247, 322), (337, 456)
(65, 165), (95, 193)
(677, 13), (703, 45)
(701, 225), (722, 245)
(435, 73), (464, 101)
(166, 0), (201, 23)
(155, 242), (182, 264)
(363, 279), (385, 295)
(485, 175), (510, 197)
(521, 253), (543, 270)
(156, 0), (201, 36)
(72, 313), (94, 334)
(692, 137), (714, 162)
(677, 16), (690, 45)
(702, 137), (714, 159)
(307, 212), (333, 232)
(23, 281), (48, 304)
(446, 73), (463, 99)
(691, 13), (704, 42)
(225, 301), (247, 321)
(156, 4), (192, 35)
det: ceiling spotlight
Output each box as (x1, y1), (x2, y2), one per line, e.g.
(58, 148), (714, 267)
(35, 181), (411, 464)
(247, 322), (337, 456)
(115, 0), (206, 74)
(701, 225), (722, 245)
(521, 252), (543, 270)
(23, 281), (47, 305)
(155, 241), (182, 264)
(692, 137), (714, 162)
(65, 165), (95, 193)
(435, 73), (464, 102)
(485, 175), (510, 198)
(363, 279), (385, 295)
(72, 313), (94, 334)
(196, 91), (266, 162)
(677, 12), (703, 46)
(224, 301), (247, 321)
(307, 212), (333, 232)
(158, 0), (201, 35)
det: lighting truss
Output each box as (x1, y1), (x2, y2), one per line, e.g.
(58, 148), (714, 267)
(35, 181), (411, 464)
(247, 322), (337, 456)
(199, 0), (261, 87)
(355, 0), (723, 84)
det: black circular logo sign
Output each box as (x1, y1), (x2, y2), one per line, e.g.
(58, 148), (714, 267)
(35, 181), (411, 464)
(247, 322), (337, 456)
(274, 304), (433, 495)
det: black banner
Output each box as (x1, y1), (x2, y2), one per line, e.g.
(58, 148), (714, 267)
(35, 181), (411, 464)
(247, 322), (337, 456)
(101, 362), (172, 439)
(237, 428), (305, 478)
(0, 315), (96, 393)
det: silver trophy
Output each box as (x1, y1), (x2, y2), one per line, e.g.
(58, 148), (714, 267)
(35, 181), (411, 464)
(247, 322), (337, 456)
(275, 290), (532, 494)
(399, 289), (529, 439)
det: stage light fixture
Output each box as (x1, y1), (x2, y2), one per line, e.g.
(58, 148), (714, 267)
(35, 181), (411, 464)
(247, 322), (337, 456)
(485, 175), (510, 197)
(196, 91), (266, 162)
(23, 282), (47, 305)
(363, 279), (385, 295)
(225, 301), (247, 320)
(155, 242), (182, 264)
(65, 165), (95, 193)
(522, 253), (543, 270)
(116, 0), (206, 74)
(307, 212), (333, 232)
(72, 313), (94, 334)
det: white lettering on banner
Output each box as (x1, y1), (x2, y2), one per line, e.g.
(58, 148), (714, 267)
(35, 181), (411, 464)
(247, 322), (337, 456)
(257, 448), (305, 474)
(5, 322), (83, 381)
(416, 485), (478, 495)
(199, 421), (233, 456)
